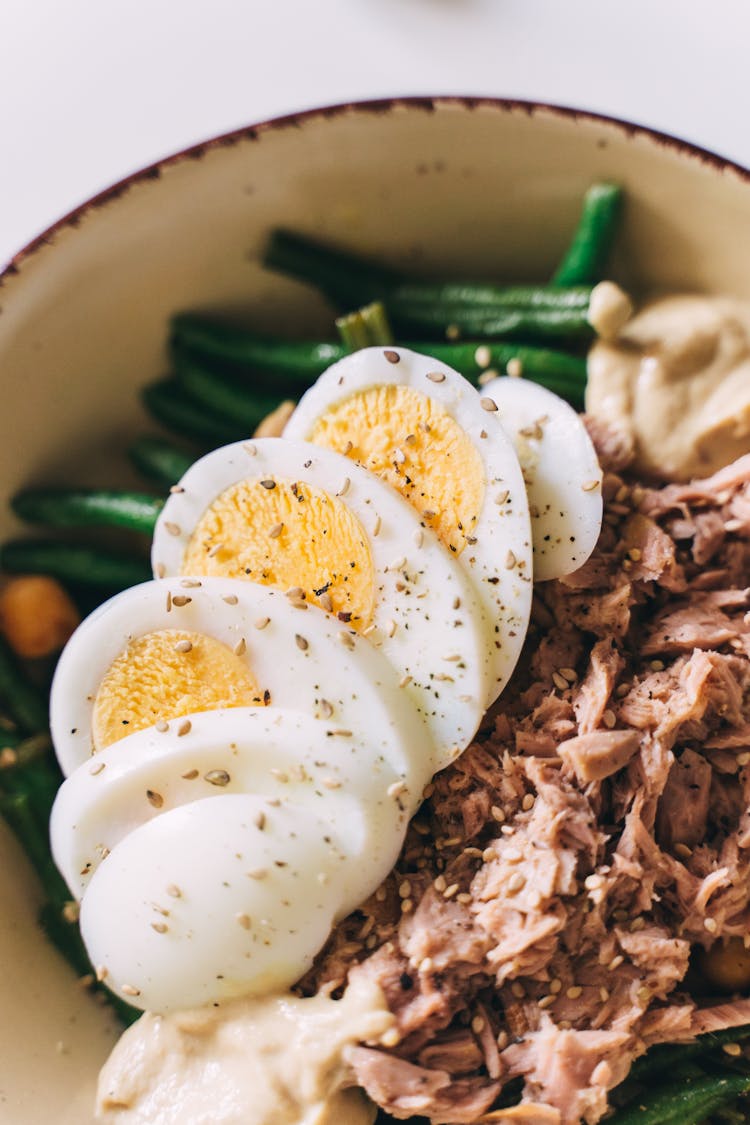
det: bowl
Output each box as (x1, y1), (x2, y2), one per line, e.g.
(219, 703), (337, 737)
(1, 96), (749, 1123)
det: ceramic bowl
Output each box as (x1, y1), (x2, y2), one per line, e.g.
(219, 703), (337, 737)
(1, 97), (749, 1124)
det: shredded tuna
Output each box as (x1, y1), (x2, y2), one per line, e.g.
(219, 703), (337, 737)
(299, 454), (750, 1124)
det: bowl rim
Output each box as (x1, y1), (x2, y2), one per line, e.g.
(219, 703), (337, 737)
(2, 93), (749, 289)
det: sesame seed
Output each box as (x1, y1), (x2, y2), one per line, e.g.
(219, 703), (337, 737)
(171, 595), (191, 607)
(434, 875), (447, 893)
(478, 369), (496, 386)
(474, 345), (492, 368)
(384, 619), (397, 638)
(146, 790), (164, 809)
(380, 1028), (401, 1048)
(268, 522), (284, 539)
(393, 447), (406, 465)
(584, 874), (603, 890)
(566, 986), (583, 999)
(723, 1042), (743, 1057)
(704, 917), (718, 933)
(372, 515), (381, 537)
(247, 868), (268, 880)
(637, 986), (651, 1003)
(508, 873), (526, 894)
(602, 709), (616, 729)
(286, 586), (305, 600)
(182, 769), (199, 780)
(164, 522), (181, 537)
(384, 350), (400, 364)
(205, 769), (231, 787)
(62, 901), (80, 924)
(151, 922), (168, 934)
(495, 490), (510, 505)
(236, 912), (252, 929)
(388, 556), (407, 572)
(650, 660), (665, 671)
(328, 728), (353, 737)
(155, 562), (166, 578)
(260, 479), (276, 490)
(254, 811), (266, 831)
(222, 594), (239, 605)
(674, 843), (693, 859)
(387, 780), (407, 799)
(244, 443), (257, 456)
(491, 805), (506, 823)
(177, 719), (192, 737)
(582, 479), (600, 492)
(600, 987), (610, 1002)
(510, 982), (526, 999)
(337, 478), (351, 497)
(446, 324), (460, 340)
(89, 761), (105, 776)
(121, 984), (141, 997)
(497, 1030), (509, 1050)
(295, 634), (309, 651)
(538, 995), (556, 1010)
(480, 397), (498, 412)
(552, 671), (569, 691)
(457, 892), (472, 904)
(426, 370), (446, 383)
(413, 529), (424, 548)
(322, 777), (342, 789)
(443, 883), (459, 899)
(399, 880), (412, 898)
(319, 593), (333, 613)
(400, 898), (414, 913)
(338, 632), (355, 649)
(522, 794), (536, 812)
(505, 550), (517, 569)
(609, 955), (624, 970)
(628, 548), (642, 561)
(319, 699), (333, 718)
(180, 578), (201, 588)
(549, 978), (562, 994)
(208, 543), (224, 558)
(506, 357), (523, 378)
(738, 753), (750, 766)
(471, 1015), (486, 1034)
(174, 639), (193, 653)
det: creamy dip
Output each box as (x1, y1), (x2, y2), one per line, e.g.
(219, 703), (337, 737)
(95, 977), (393, 1125)
(586, 294), (750, 481)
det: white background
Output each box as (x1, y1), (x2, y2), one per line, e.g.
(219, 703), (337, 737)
(0, 0), (746, 268)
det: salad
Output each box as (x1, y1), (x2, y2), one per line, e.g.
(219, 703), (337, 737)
(2, 183), (750, 1123)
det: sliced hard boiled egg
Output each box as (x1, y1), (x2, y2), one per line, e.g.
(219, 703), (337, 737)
(481, 376), (603, 581)
(79, 793), (347, 1011)
(283, 346), (533, 701)
(52, 708), (414, 1010)
(51, 707), (411, 916)
(50, 577), (425, 794)
(151, 439), (492, 769)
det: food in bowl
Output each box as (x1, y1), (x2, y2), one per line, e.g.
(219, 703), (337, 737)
(1, 101), (750, 1120)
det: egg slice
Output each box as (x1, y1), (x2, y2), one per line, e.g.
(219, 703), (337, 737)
(51, 708), (412, 1011)
(481, 376), (603, 581)
(50, 577), (424, 794)
(151, 439), (491, 770)
(283, 346), (533, 701)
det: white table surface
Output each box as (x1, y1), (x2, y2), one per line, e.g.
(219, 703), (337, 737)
(1, 0), (748, 269)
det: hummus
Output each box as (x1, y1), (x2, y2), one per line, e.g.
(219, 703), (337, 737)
(95, 977), (393, 1124)
(586, 294), (750, 481)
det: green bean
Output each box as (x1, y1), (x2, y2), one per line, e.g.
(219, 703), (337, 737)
(552, 182), (623, 287)
(172, 350), (283, 432)
(386, 302), (596, 341)
(336, 301), (394, 350)
(390, 281), (593, 312)
(263, 228), (401, 307)
(0, 637), (49, 734)
(12, 489), (163, 535)
(420, 341), (587, 383)
(171, 315), (345, 385)
(609, 1067), (750, 1124)
(0, 540), (151, 590)
(128, 436), (195, 487)
(142, 379), (251, 445)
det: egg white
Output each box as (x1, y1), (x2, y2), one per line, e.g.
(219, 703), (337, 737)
(284, 346), (534, 702)
(482, 376), (603, 581)
(152, 439), (492, 771)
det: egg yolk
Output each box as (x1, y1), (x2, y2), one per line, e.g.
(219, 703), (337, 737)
(182, 478), (375, 631)
(92, 630), (260, 750)
(307, 385), (485, 556)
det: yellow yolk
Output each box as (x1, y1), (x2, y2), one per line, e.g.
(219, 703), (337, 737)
(182, 479), (375, 631)
(92, 630), (260, 750)
(307, 385), (485, 556)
